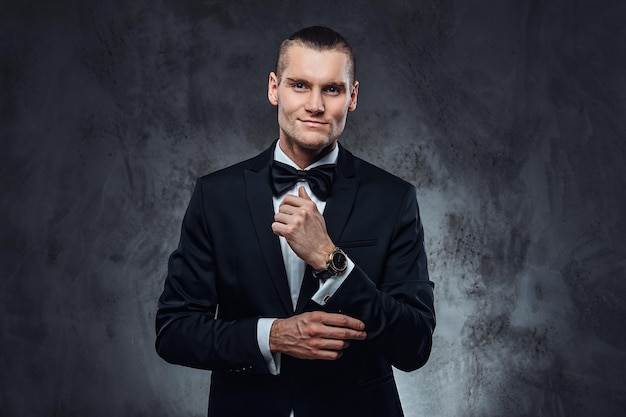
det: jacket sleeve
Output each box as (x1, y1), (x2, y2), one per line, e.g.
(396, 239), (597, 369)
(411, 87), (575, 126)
(320, 186), (435, 372)
(155, 180), (269, 374)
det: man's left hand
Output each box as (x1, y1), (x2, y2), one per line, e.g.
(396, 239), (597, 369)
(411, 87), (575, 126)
(272, 186), (334, 271)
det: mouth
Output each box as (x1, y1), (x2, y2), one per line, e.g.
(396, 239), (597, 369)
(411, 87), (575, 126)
(299, 119), (328, 127)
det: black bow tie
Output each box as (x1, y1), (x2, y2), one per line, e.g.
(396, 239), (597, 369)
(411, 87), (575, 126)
(270, 161), (336, 200)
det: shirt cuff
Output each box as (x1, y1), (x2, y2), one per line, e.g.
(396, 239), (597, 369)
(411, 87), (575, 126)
(257, 318), (281, 375)
(311, 257), (355, 306)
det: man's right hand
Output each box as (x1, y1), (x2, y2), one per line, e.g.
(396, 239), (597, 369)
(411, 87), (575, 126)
(269, 311), (367, 360)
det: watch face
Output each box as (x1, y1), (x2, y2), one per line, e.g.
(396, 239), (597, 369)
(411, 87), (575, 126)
(331, 251), (347, 271)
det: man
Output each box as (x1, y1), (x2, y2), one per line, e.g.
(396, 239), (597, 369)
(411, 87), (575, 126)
(156, 26), (435, 417)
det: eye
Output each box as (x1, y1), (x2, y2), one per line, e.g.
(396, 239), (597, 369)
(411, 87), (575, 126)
(324, 85), (342, 95)
(293, 82), (306, 90)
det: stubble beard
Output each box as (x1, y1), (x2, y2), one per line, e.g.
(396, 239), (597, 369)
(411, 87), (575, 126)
(278, 112), (345, 157)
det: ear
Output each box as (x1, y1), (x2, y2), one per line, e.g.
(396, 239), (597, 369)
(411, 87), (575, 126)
(268, 72), (279, 106)
(348, 81), (359, 112)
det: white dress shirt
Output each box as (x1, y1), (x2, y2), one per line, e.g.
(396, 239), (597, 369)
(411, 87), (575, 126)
(256, 140), (354, 377)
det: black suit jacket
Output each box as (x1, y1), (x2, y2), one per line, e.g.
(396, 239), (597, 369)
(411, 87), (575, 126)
(156, 142), (436, 417)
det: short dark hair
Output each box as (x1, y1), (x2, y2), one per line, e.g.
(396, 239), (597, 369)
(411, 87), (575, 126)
(275, 26), (356, 83)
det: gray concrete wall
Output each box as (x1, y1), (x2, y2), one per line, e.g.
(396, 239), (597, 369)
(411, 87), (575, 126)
(2, 0), (625, 416)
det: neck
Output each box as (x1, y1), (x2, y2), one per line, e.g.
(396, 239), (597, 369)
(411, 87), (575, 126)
(278, 140), (336, 169)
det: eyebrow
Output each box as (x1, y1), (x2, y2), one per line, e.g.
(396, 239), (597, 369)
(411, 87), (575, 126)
(285, 77), (348, 89)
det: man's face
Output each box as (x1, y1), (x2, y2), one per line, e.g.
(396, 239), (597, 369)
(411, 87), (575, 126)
(268, 44), (358, 160)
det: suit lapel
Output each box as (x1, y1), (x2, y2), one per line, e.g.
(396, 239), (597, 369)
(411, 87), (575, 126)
(295, 265), (316, 313)
(245, 143), (293, 315)
(323, 145), (359, 243)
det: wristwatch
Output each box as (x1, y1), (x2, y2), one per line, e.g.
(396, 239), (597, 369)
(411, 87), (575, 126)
(312, 247), (348, 280)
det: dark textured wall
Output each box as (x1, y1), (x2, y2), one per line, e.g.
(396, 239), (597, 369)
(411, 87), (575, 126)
(2, 1), (625, 416)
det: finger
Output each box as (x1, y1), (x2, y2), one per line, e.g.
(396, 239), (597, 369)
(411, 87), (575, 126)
(298, 186), (311, 200)
(311, 349), (344, 361)
(277, 203), (298, 215)
(280, 193), (306, 206)
(271, 221), (287, 236)
(281, 193), (318, 212)
(322, 326), (367, 341)
(273, 212), (292, 224)
(311, 337), (352, 351)
(278, 194), (298, 207)
(320, 312), (366, 331)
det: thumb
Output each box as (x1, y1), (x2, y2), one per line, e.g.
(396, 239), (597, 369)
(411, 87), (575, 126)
(298, 186), (311, 200)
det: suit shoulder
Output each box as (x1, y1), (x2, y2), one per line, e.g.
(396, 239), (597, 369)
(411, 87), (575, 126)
(350, 153), (415, 194)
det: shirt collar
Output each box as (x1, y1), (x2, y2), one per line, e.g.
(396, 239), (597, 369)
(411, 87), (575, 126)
(274, 139), (339, 170)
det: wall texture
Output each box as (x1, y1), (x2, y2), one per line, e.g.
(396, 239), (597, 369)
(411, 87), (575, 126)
(2, 0), (625, 416)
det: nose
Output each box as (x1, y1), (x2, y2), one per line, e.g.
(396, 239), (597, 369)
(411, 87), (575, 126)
(304, 89), (324, 114)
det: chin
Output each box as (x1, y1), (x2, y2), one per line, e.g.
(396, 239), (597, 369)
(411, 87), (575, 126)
(288, 134), (336, 151)
(303, 139), (337, 153)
